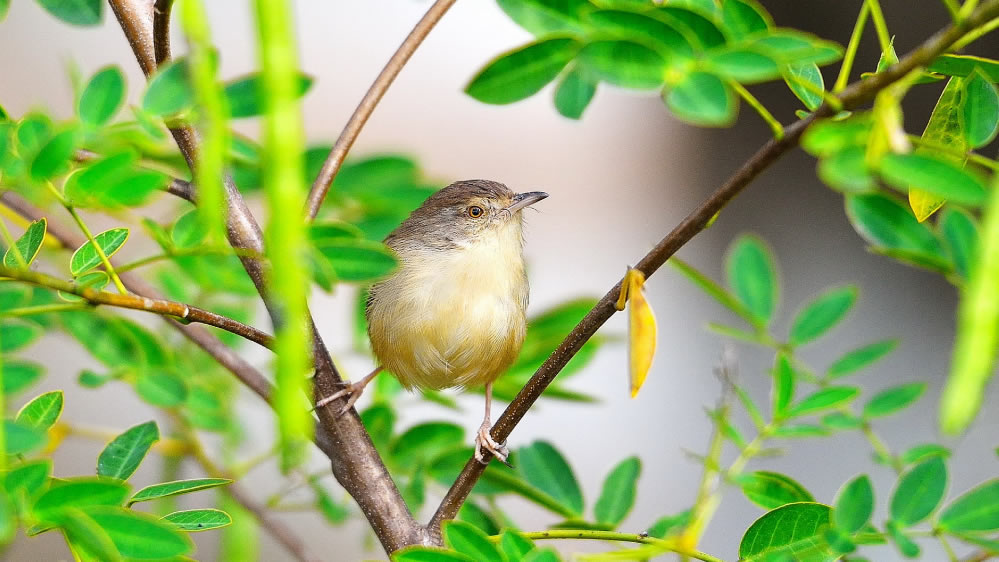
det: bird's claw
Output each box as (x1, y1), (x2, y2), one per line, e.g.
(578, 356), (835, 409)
(314, 382), (364, 417)
(474, 422), (510, 466)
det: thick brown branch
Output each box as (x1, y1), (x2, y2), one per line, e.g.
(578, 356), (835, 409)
(429, 0), (999, 532)
(106, 0), (425, 551)
(304, 0), (456, 220)
(0, 265), (275, 349)
(153, 0), (173, 65)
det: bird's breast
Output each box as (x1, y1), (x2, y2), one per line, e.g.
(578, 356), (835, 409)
(367, 227), (529, 390)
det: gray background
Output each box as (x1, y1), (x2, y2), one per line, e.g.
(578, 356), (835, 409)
(2, 1), (998, 560)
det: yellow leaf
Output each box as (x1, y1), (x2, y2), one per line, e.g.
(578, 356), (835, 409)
(909, 189), (947, 222)
(623, 268), (657, 398)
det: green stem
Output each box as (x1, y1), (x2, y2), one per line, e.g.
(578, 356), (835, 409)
(938, 532), (960, 561)
(950, 15), (999, 50)
(114, 246), (263, 273)
(861, 422), (903, 473)
(493, 530), (724, 562)
(683, 403), (729, 546)
(835, 1), (870, 92)
(1, 303), (90, 317)
(867, 0), (893, 55)
(944, 0), (962, 20)
(961, 0), (983, 20)
(64, 206), (128, 294)
(731, 81), (784, 139)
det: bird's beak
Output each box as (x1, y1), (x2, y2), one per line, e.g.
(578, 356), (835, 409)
(506, 191), (549, 214)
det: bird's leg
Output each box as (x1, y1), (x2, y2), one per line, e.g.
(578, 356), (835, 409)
(474, 382), (509, 465)
(314, 366), (382, 416)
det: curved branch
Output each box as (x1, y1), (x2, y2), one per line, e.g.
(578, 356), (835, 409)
(0, 265), (275, 349)
(153, 0), (174, 65)
(304, 0), (456, 219)
(429, 0), (999, 532)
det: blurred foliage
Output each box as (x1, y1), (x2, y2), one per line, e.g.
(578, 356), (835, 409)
(2, 0), (999, 560)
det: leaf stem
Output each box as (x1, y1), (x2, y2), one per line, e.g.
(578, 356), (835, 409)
(950, 15), (999, 50)
(0, 303), (91, 316)
(944, 0), (962, 20)
(64, 205), (129, 294)
(861, 422), (903, 474)
(835, 1), (870, 92)
(731, 81), (783, 139)
(867, 0), (894, 56)
(496, 530), (724, 562)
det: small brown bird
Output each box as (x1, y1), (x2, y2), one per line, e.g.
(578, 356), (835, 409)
(316, 179), (547, 463)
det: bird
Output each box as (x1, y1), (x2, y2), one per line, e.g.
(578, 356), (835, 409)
(315, 179), (547, 464)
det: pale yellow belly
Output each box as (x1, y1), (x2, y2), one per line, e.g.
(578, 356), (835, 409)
(367, 247), (528, 390)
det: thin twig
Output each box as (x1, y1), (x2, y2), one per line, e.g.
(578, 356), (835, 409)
(0, 265), (275, 349)
(429, 0), (999, 533)
(491, 530), (724, 562)
(304, 0), (456, 219)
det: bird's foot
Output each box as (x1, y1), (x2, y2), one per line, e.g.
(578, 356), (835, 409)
(474, 421), (509, 466)
(314, 367), (381, 416)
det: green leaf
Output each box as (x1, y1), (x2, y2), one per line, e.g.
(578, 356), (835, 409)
(496, 0), (589, 35)
(517, 441), (584, 516)
(456, 502), (499, 535)
(938, 479), (999, 532)
(886, 520), (920, 557)
(739, 471), (815, 510)
(223, 73), (313, 118)
(30, 128), (77, 180)
(818, 147), (876, 193)
(879, 153), (988, 207)
(665, 71), (737, 127)
(821, 412), (863, 430)
(466, 38), (581, 104)
(5, 459), (52, 499)
(577, 40), (666, 89)
(0, 0), (9, 22)
(15, 390), (64, 431)
(36, 0), (102, 26)
(554, 65), (597, 119)
(788, 386), (860, 418)
(939, 207), (979, 282)
(60, 509), (121, 562)
(443, 520), (503, 562)
(750, 31), (844, 66)
(313, 238), (397, 282)
(142, 58), (193, 117)
(32, 478), (130, 522)
(65, 151), (167, 209)
(69, 227), (129, 276)
(390, 422), (464, 467)
(772, 352), (794, 417)
(901, 443), (951, 465)
(2, 360), (45, 395)
(772, 423), (830, 438)
(87, 506), (193, 556)
(890, 456), (947, 526)
(833, 475), (873, 534)
(97, 421), (159, 481)
(594, 457), (641, 526)
(721, 0), (772, 40)
(360, 403), (395, 452)
(3, 218), (47, 268)
(648, 509), (692, 538)
(962, 68), (999, 148)
(393, 546), (475, 562)
(863, 382), (926, 418)
(79, 66), (126, 126)
(789, 286), (857, 346)
(136, 370), (188, 407)
(784, 63), (824, 111)
(0, 319), (42, 352)
(3, 419), (46, 455)
(802, 115), (873, 157)
(655, 7), (726, 51)
(739, 502), (834, 561)
(928, 54), (999, 81)
(827, 340), (897, 379)
(726, 234), (778, 326)
(161, 508), (233, 532)
(585, 10), (695, 58)
(128, 478), (232, 505)
(706, 48), (780, 83)
(500, 529), (537, 559)
(845, 193), (947, 265)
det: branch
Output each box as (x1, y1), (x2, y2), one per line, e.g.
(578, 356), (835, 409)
(496, 530), (724, 562)
(303, 0), (456, 219)
(153, 0), (173, 65)
(0, 265), (274, 349)
(106, 0), (425, 551)
(429, 0), (999, 532)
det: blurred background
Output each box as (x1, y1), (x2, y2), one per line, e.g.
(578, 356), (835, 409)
(2, 1), (998, 560)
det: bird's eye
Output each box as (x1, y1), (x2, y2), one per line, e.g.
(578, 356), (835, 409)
(468, 205), (485, 218)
